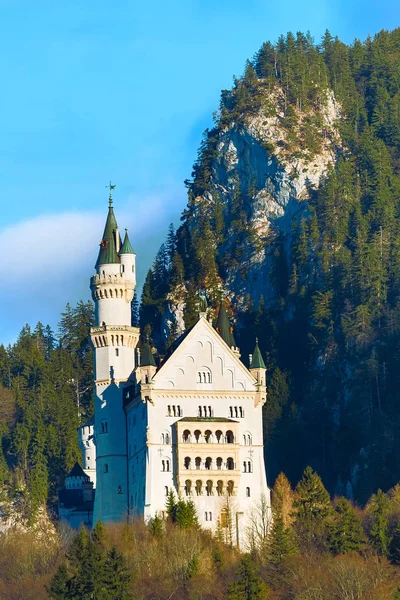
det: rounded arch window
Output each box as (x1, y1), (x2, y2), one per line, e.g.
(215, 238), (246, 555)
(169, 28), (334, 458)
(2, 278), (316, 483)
(195, 480), (202, 496)
(184, 457), (191, 469)
(194, 430), (201, 443)
(215, 430), (223, 443)
(227, 480), (234, 496)
(204, 430), (212, 443)
(227, 457), (234, 470)
(185, 480), (192, 496)
(195, 457), (201, 470)
(205, 457), (212, 470)
(216, 457), (223, 470)
(217, 480), (223, 496)
(183, 429), (191, 443)
(226, 430), (234, 444)
(206, 480), (213, 496)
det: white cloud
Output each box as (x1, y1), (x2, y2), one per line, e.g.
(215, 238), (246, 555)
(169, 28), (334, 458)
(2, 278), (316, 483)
(0, 190), (183, 345)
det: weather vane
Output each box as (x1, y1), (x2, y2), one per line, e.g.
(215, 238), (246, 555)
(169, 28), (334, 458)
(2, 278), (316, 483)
(106, 181), (116, 205)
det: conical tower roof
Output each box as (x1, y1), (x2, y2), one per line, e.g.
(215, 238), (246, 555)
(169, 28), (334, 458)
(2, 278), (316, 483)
(215, 297), (236, 348)
(95, 197), (120, 268)
(120, 229), (135, 254)
(141, 340), (156, 367)
(250, 338), (266, 369)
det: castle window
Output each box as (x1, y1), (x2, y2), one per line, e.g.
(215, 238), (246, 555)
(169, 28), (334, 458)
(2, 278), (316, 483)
(195, 457), (201, 470)
(229, 407), (233, 417)
(217, 480), (223, 496)
(184, 457), (191, 469)
(130, 494), (133, 507)
(195, 480), (202, 496)
(227, 457), (234, 470)
(206, 480), (213, 496)
(205, 511), (208, 521)
(208, 406), (212, 417)
(234, 407), (238, 418)
(172, 405), (176, 417)
(198, 406), (202, 417)
(226, 430), (234, 444)
(166, 460), (170, 472)
(247, 461), (252, 473)
(194, 430), (201, 443)
(167, 406), (171, 416)
(246, 487), (251, 497)
(185, 480), (192, 496)
(243, 461), (247, 473)
(215, 430), (223, 443)
(227, 481), (234, 496)
(216, 457), (223, 470)
(117, 485), (122, 494)
(104, 464), (108, 474)
(205, 457), (212, 470)
(183, 430), (191, 443)
(208, 511), (212, 521)
(239, 407), (244, 418)
(164, 486), (169, 496)
(204, 430), (212, 443)
(162, 460), (165, 472)
(101, 421), (108, 434)
(177, 406), (181, 417)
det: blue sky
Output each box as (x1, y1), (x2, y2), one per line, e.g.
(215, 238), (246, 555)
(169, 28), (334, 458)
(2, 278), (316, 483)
(1, 0), (399, 344)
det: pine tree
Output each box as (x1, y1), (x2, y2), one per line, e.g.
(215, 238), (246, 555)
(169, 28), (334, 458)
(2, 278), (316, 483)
(328, 497), (365, 555)
(46, 563), (70, 599)
(100, 545), (132, 600)
(227, 554), (269, 600)
(368, 489), (391, 556)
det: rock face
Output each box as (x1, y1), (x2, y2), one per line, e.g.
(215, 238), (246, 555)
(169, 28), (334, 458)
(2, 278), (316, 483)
(194, 87), (341, 306)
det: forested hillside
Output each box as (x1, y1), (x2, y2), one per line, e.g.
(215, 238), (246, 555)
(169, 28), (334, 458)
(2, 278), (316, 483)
(141, 28), (400, 502)
(0, 302), (93, 521)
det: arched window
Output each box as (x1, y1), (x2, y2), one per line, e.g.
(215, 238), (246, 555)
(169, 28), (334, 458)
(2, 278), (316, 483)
(167, 406), (171, 416)
(205, 511), (208, 521)
(115, 348), (119, 357)
(243, 461), (247, 473)
(185, 480), (192, 496)
(204, 430), (212, 443)
(197, 372), (202, 384)
(208, 406), (212, 417)
(117, 485), (122, 494)
(239, 407), (243, 418)
(226, 430), (234, 444)
(172, 406), (176, 417)
(177, 406), (181, 417)
(161, 433), (165, 444)
(216, 457), (223, 470)
(247, 434), (252, 446)
(205, 457), (212, 470)
(195, 480), (202, 496)
(229, 407), (233, 417)
(227, 481), (234, 496)
(234, 407), (238, 418)
(217, 480), (223, 496)
(162, 460), (165, 472)
(227, 457), (234, 470)
(164, 486), (169, 496)
(243, 434), (247, 446)
(165, 433), (170, 445)
(194, 430), (201, 443)
(206, 480), (213, 496)
(183, 430), (191, 443)
(215, 430), (223, 443)
(246, 487), (251, 497)
(104, 464), (108, 473)
(247, 461), (252, 473)
(184, 457), (191, 469)
(198, 406), (202, 417)
(203, 405), (207, 417)
(101, 420), (108, 434)
(166, 460), (170, 472)
(195, 457), (201, 470)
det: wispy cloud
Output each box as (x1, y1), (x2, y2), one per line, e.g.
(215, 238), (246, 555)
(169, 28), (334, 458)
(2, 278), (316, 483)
(0, 190), (183, 345)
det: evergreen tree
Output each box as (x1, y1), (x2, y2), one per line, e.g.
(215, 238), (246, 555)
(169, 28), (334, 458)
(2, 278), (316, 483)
(227, 555), (269, 600)
(368, 489), (391, 556)
(328, 497), (365, 555)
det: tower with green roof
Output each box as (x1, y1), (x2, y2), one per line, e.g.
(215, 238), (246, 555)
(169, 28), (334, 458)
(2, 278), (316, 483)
(90, 187), (140, 525)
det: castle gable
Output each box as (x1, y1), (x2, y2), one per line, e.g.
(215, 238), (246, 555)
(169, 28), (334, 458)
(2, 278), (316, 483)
(152, 317), (257, 392)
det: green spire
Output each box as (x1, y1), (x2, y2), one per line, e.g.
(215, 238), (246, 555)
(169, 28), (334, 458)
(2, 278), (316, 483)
(120, 229), (135, 254)
(95, 197), (120, 268)
(215, 296), (236, 348)
(250, 338), (266, 369)
(141, 339), (156, 367)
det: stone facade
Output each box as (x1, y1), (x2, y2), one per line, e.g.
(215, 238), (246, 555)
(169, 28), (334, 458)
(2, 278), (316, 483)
(79, 197), (271, 546)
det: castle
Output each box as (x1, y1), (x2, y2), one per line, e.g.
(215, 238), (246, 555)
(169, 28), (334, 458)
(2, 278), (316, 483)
(70, 192), (271, 544)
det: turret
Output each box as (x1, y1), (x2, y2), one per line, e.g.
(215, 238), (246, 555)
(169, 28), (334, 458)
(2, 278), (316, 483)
(249, 338), (267, 407)
(119, 229), (136, 287)
(138, 339), (157, 385)
(215, 296), (240, 357)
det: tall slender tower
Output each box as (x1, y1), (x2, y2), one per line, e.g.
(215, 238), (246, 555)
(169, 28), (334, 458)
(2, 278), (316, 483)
(90, 189), (139, 523)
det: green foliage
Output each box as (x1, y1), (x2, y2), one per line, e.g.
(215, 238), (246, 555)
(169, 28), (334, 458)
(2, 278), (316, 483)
(328, 498), (365, 555)
(293, 466), (331, 523)
(368, 489), (391, 556)
(166, 490), (198, 529)
(227, 554), (269, 600)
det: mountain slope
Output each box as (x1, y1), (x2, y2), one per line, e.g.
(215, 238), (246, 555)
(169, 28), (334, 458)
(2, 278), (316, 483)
(141, 29), (400, 502)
